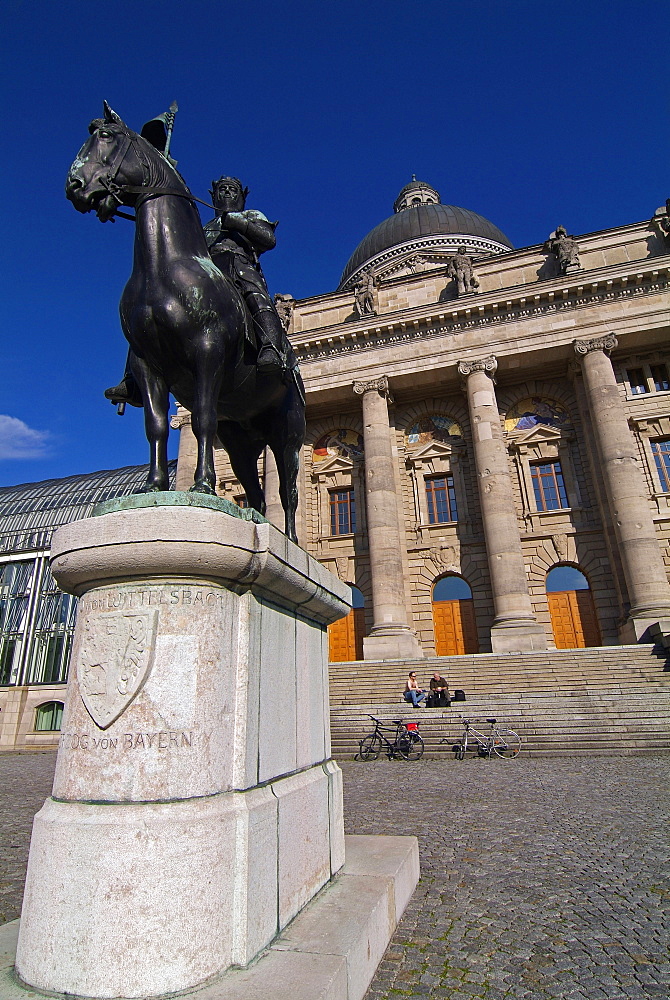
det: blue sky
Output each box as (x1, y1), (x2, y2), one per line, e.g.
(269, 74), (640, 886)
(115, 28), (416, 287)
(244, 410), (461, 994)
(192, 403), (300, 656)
(1, 0), (668, 487)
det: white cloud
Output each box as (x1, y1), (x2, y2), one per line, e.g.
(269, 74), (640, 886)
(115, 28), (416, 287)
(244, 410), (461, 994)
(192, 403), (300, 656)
(0, 414), (52, 460)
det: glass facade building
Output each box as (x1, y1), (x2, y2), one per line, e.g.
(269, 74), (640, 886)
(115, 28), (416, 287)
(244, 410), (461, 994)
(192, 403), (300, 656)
(0, 462), (176, 748)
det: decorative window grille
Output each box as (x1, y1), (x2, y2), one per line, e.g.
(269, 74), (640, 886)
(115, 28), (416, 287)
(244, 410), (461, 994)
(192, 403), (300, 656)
(530, 461), (569, 511)
(329, 489), (356, 535)
(425, 474), (458, 523)
(652, 439), (670, 492)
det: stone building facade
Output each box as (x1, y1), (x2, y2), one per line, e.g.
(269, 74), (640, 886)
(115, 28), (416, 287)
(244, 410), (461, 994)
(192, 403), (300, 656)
(177, 180), (670, 662)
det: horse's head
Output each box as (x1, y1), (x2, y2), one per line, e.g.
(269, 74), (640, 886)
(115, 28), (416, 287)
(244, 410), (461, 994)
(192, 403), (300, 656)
(66, 102), (174, 223)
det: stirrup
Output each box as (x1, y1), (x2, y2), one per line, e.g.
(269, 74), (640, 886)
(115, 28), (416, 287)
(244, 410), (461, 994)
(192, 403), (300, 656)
(256, 345), (286, 373)
(104, 378), (143, 408)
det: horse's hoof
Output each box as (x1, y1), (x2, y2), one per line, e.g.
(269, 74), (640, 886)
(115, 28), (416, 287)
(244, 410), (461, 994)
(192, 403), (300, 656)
(137, 483), (167, 494)
(189, 482), (217, 496)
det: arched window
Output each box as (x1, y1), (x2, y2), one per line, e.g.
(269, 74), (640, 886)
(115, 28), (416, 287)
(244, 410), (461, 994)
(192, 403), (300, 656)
(546, 565), (600, 648)
(433, 575), (472, 601)
(431, 575), (478, 655)
(34, 701), (64, 732)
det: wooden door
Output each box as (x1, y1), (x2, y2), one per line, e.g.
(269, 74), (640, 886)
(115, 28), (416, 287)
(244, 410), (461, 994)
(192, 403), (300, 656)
(432, 599), (479, 655)
(328, 607), (365, 661)
(548, 589), (601, 648)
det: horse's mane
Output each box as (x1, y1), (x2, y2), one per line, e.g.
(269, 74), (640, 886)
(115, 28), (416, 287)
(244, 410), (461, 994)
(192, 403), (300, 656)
(88, 118), (191, 195)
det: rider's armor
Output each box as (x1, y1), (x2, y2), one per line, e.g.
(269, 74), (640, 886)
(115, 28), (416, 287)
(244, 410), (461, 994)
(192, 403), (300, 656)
(203, 210), (293, 374)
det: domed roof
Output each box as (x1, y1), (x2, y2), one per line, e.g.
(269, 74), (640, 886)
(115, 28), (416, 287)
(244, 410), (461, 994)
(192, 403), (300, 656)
(339, 181), (514, 289)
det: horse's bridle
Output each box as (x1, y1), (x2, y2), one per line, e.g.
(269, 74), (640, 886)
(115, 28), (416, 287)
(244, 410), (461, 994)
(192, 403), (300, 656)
(96, 126), (214, 221)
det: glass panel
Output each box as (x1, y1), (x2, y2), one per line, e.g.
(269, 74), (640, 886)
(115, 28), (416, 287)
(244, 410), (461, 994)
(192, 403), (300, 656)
(34, 701), (64, 731)
(0, 560), (35, 686)
(433, 575), (472, 601)
(425, 475), (457, 523)
(627, 368), (648, 395)
(531, 462), (569, 511)
(24, 563), (77, 685)
(651, 364), (670, 392)
(329, 490), (356, 535)
(547, 566), (590, 592)
(652, 440), (670, 492)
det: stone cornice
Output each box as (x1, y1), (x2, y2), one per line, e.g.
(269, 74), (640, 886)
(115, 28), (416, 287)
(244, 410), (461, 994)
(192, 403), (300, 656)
(291, 259), (670, 363)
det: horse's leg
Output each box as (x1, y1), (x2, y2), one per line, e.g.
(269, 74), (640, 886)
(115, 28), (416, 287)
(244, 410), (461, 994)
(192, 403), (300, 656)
(216, 422), (266, 514)
(190, 356), (224, 496)
(130, 355), (170, 492)
(268, 388), (306, 543)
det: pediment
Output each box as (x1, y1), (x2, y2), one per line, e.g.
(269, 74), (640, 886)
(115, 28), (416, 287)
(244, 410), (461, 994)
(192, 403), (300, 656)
(508, 423), (564, 448)
(406, 439), (459, 464)
(311, 454), (354, 477)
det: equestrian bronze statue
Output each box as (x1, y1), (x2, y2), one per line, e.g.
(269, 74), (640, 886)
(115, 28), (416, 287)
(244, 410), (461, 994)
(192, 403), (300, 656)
(65, 103), (305, 541)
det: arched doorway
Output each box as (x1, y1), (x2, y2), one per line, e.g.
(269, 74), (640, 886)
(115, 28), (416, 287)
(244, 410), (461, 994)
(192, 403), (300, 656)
(432, 575), (479, 655)
(546, 565), (601, 648)
(328, 586), (365, 661)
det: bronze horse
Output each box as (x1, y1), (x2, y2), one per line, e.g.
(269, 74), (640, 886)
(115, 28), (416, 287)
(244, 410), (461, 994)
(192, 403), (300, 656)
(65, 103), (305, 541)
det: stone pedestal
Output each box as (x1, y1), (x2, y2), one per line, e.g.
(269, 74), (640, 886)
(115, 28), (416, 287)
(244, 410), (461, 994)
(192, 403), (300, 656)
(15, 494), (351, 1000)
(354, 377), (423, 660)
(458, 357), (547, 653)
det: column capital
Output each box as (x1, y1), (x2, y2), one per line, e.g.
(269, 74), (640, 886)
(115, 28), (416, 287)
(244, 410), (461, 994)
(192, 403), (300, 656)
(573, 334), (618, 358)
(170, 406), (191, 430)
(457, 355), (498, 380)
(353, 375), (393, 401)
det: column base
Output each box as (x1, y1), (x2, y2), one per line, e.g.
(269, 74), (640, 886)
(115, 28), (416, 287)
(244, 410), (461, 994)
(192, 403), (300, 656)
(363, 626), (424, 660)
(619, 611), (670, 644)
(490, 618), (547, 653)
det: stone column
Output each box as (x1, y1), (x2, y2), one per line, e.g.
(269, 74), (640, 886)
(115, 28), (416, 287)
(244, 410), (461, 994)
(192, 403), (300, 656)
(574, 335), (670, 640)
(353, 376), (423, 660)
(263, 446), (284, 530)
(171, 406), (198, 491)
(458, 356), (547, 652)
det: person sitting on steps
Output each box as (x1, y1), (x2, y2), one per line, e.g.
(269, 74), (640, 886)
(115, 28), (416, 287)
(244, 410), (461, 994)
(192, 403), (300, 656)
(426, 671), (450, 708)
(403, 671), (426, 708)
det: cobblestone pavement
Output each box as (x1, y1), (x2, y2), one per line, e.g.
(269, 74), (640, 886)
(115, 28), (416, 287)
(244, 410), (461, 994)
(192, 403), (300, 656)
(0, 753), (55, 925)
(1, 753), (668, 999)
(342, 754), (670, 1000)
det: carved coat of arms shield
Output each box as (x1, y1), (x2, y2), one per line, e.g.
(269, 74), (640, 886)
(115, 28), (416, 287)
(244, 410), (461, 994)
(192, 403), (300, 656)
(78, 610), (158, 729)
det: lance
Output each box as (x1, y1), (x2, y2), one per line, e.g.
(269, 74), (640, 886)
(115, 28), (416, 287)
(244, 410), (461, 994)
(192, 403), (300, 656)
(164, 101), (178, 161)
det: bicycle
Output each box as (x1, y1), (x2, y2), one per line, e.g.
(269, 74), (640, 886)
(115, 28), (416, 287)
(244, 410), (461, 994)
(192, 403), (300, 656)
(448, 717), (521, 760)
(355, 715), (425, 762)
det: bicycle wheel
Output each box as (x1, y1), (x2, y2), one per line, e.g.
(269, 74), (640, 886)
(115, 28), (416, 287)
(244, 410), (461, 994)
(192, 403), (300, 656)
(492, 729), (521, 758)
(398, 732), (424, 761)
(355, 734), (382, 761)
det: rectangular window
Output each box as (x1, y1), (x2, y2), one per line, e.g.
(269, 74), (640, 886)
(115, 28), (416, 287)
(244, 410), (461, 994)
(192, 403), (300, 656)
(329, 489), (356, 535)
(425, 474), (458, 523)
(652, 439), (670, 492)
(627, 368), (648, 395)
(233, 495), (249, 508)
(531, 461), (569, 511)
(651, 364), (670, 392)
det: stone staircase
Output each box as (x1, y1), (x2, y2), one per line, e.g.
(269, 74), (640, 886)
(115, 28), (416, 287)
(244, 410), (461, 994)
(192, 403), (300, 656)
(328, 645), (670, 758)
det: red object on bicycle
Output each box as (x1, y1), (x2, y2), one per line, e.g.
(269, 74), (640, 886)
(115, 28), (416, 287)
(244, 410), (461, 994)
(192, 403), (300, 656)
(406, 722), (419, 731)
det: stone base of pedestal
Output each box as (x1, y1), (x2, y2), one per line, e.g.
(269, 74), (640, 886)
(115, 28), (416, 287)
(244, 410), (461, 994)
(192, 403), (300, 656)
(2, 835), (419, 1000)
(363, 628), (424, 661)
(14, 496), (356, 1000)
(490, 619), (548, 653)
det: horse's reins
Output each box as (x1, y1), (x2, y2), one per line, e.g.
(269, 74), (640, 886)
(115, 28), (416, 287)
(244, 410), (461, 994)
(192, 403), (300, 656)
(98, 128), (215, 222)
